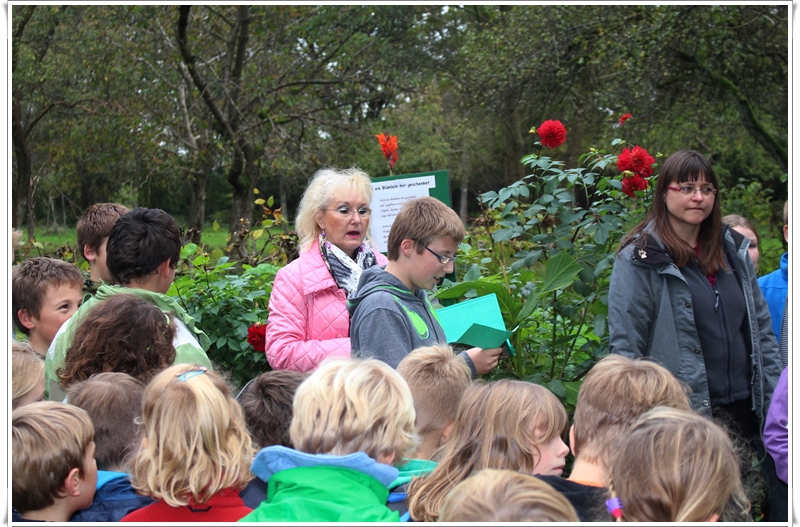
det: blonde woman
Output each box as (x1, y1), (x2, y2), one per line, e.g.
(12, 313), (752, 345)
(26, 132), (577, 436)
(122, 364), (254, 522)
(265, 168), (387, 372)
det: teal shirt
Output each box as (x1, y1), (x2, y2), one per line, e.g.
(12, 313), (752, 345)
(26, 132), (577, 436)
(389, 458), (437, 489)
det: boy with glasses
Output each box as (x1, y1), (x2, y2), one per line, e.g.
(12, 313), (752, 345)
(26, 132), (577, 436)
(348, 197), (501, 376)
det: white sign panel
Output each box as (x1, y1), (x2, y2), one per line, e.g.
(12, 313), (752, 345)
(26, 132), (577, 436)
(369, 175), (437, 254)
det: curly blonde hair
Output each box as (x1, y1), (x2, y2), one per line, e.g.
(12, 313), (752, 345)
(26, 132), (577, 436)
(129, 364), (254, 506)
(290, 358), (418, 462)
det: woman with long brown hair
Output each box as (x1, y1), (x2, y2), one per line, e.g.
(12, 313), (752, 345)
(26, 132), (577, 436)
(608, 150), (783, 519)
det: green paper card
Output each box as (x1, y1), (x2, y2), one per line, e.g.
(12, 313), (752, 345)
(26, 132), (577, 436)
(436, 294), (513, 350)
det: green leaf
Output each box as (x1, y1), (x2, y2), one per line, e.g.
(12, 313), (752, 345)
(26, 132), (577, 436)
(540, 250), (582, 294)
(268, 196), (275, 207)
(216, 336), (227, 348)
(564, 381), (582, 406)
(463, 264), (482, 282)
(593, 314), (606, 338)
(254, 198), (266, 205)
(212, 220), (220, 232)
(547, 378), (567, 398)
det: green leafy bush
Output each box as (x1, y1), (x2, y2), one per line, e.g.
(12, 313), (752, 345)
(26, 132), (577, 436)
(167, 243), (280, 389)
(436, 125), (656, 413)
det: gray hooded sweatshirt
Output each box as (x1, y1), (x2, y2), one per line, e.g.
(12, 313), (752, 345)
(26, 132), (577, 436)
(348, 266), (477, 376)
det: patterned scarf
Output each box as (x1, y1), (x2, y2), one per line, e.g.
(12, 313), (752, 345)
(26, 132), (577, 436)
(319, 234), (379, 298)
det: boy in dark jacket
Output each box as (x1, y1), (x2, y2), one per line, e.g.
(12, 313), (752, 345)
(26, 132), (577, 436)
(67, 373), (154, 522)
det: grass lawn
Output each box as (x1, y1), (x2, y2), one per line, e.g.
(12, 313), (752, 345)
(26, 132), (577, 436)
(16, 222), (293, 262)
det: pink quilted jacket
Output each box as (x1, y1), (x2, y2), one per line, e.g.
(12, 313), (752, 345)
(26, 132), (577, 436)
(265, 240), (388, 372)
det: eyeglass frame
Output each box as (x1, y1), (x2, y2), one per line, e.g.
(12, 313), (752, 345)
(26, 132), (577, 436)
(323, 206), (372, 218)
(413, 239), (458, 265)
(665, 185), (717, 197)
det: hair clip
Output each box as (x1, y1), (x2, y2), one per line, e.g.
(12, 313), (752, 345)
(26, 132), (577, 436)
(606, 496), (624, 521)
(176, 366), (208, 382)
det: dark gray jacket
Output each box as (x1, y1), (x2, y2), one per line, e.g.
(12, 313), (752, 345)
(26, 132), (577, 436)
(347, 266), (477, 375)
(608, 224), (781, 429)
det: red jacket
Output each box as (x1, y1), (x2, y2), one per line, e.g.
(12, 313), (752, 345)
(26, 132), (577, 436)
(265, 240), (387, 372)
(120, 488), (251, 522)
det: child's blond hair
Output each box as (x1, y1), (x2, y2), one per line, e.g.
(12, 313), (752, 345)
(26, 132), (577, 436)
(290, 358), (418, 462)
(396, 344), (471, 438)
(12, 401), (94, 513)
(12, 342), (44, 409)
(129, 364), (254, 507)
(440, 468), (579, 522)
(406, 379), (568, 522)
(572, 354), (691, 467)
(607, 407), (750, 522)
(12, 257), (83, 335)
(386, 196), (464, 261)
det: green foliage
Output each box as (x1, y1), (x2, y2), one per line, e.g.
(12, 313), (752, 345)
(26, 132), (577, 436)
(436, 132), (654, 412)
(167, 244), (280, 389)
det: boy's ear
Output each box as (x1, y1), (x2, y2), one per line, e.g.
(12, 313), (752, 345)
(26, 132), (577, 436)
(376, 451), (396, 466)
(568, 424), (576, 453)
(17, 309), (36, 330)
(399, 238), (416, 257)
(157, 259), (172, 280)
(83, 244), (97, 262)
(64, 467), (83, 497)
(440, 420), (455, 446)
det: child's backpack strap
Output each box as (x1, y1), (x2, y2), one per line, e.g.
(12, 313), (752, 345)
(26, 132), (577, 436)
(400, 510), (411, 522)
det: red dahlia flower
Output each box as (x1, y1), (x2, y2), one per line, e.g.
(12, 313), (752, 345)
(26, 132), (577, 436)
(621, 173), (648, 197)
(616, 145), (655, 178)
(247, 322), (267, 352)
(375, 133), (399, 170)
(536, 120), (567, 149)
(619, 113), (632, 125)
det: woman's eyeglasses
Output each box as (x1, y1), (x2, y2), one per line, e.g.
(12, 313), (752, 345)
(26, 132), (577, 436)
(666, 185), (717, 197)
(326, 206), (372, 218)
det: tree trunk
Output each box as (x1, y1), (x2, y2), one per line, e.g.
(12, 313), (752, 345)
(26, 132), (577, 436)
(279, 175), (290, 231)
(503, 107), (527, 187)
(12, 100), (31, 232)
(459, 147), (470, 223)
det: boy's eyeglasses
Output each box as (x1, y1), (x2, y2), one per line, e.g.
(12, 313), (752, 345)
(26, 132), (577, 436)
(666, 185), (717, 197)
(325, 206), (372, 218)
(414, 240), (458, 265)
(176, 366), (208, 382)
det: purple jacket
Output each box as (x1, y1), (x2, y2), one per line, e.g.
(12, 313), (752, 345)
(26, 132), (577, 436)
(763, 367), (788, 483)
(265, 240), (387, 372)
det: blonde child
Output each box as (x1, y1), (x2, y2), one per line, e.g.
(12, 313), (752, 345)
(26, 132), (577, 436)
(120, 364), (254, 522)
(12, 341), (45, 409)
(440, 469), (579, 522)
(240, 358), (418, 522)
(406, 379), (569, 522)
(605, 406), (750, 522)
(388, 344), (472, 515)
(12, 402), (97, 522)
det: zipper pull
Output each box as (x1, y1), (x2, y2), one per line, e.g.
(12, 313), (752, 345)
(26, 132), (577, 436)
(712, 284), (720, 312)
